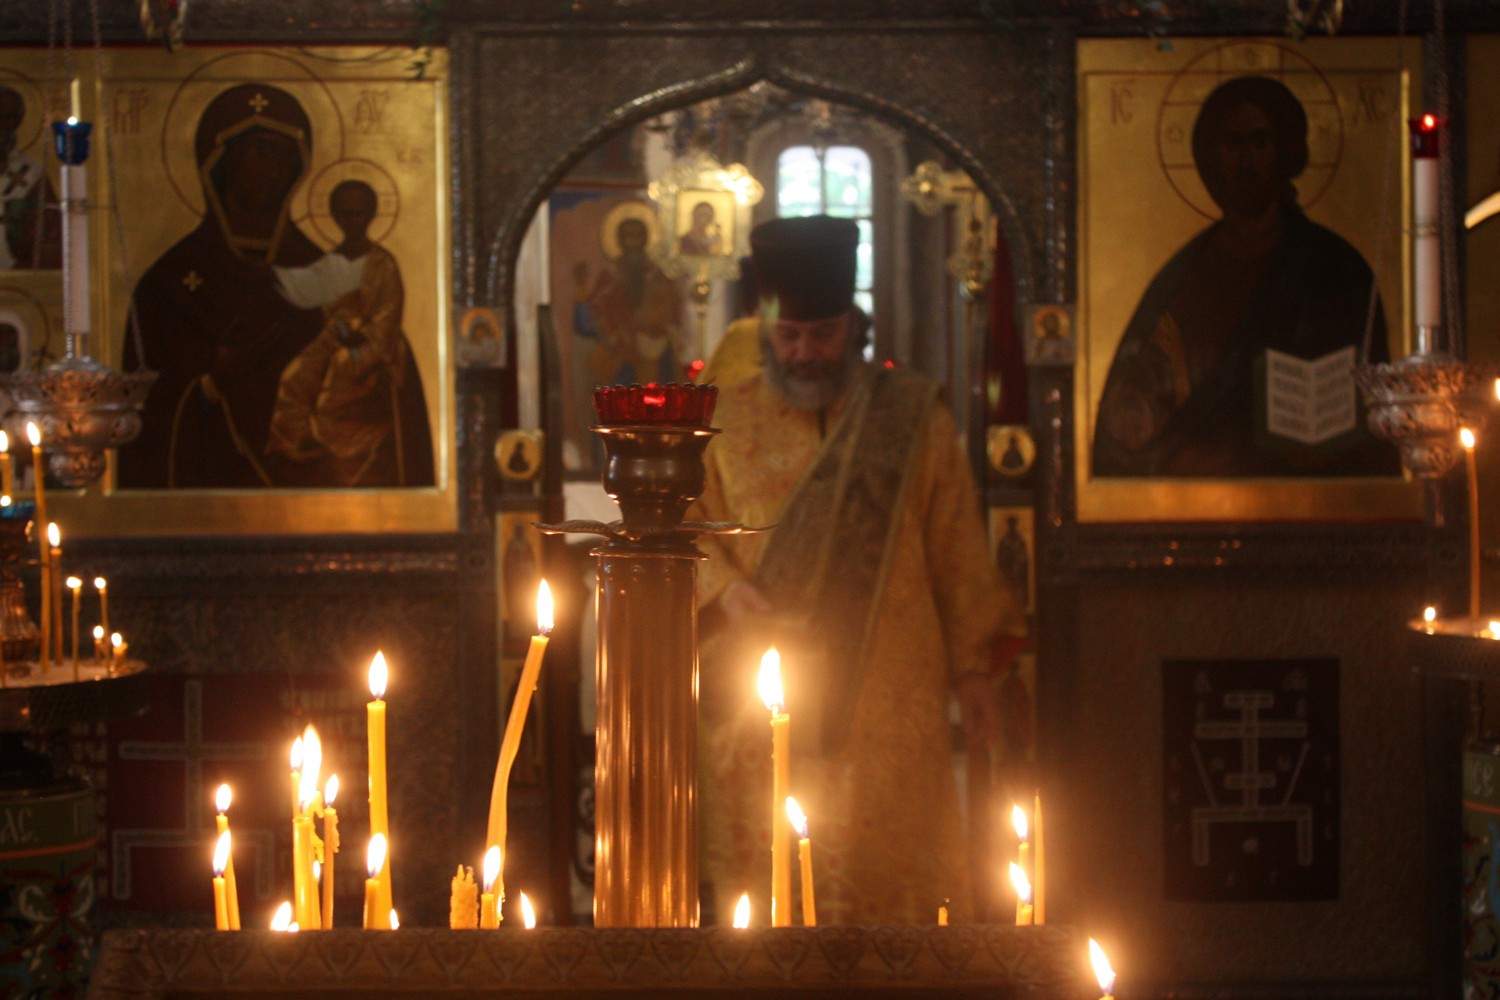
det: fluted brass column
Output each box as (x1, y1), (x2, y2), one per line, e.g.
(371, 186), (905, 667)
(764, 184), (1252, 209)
(593, 538), (701, 926)
(542, 386), (729, 928)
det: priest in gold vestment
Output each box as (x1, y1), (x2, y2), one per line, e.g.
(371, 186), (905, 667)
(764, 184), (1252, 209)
(691, 216), (1025, 925)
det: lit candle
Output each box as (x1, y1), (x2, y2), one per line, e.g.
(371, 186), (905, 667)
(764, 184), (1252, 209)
(1411, 114), (1442, 355)
(1012, 803), (1030, 893)
(270, 901), (294, 931)
(66, 576), (81, 680)
(92, 624), (103, 664)
(520, 891), (537, 929)
(758, 647), (792, 927)
(1009, 861), (1033, 926)
(480, 845), (501, 929)
(1089, 938), (1116, 1000)
(1, 431), (13, 497)
(212, 830), (231, 931)
(26, 422), (45, 521)
(30, 423), (47, 673)
(293, 725), (322, 931)
(214, 784), (241, 930)
(389, 909), (400, 930)
(367, 653), (394, 919)
(785, 796), (816, 927)
(321, 775), (339, 929)
(110, 631), (125, 668)
(486, 580), (553, 907)
(449, 865), (478, 929)
(94, 577), (108, 656)
(290, 737), (304, 818)
(363, 835), (391, 929)
(732, 892), (751, 929)
(1032, 789), (1046, 924)
(47, 524), (61, 664)
(1463, 427), (1481, 618)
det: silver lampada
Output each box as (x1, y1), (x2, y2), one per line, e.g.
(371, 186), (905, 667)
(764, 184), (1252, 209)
(1355, 115), (1494, 479)
(0, 117), (154, 487)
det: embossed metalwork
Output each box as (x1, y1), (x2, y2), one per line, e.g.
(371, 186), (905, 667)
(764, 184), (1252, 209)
(2, 359), (156, 487)
(1355, 355), (1499, 479)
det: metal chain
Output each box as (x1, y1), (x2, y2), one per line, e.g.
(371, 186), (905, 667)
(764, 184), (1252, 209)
(1361, 0), (1409, 362)
(88, 0), (150, 371)
(31, 0), (61, 284)
(1434, 0), (1464, 356)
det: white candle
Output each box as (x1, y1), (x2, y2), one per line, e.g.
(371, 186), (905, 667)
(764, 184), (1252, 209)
(61, 164), (90, 346)
(1412, 114), (1441, 354)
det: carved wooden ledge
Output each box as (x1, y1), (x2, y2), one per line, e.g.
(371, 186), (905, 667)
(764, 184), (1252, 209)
(89, 925), (1093, 998)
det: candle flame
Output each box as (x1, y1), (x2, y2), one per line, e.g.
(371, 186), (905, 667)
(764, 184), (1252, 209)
(288, 922), (300, 932)
(520, 891), (537, 928)
(367, 833), (387, 878)
(290, 737), (304, 772)
(369, 652), (388, 699)
(1089, 938), (1116, 996)
(758, 647), (784, 713)
(47, 522), (59, 547)
(482, 845), (501, 892)
(66, 575), (81, 590)
(1489, 621), (1500, 638)
(111, 632), (122, 650)
(1009, 861), (1032, 902)
(215, 783), (232, 814)
(94, 576), (105, 592)
(298, 725), (322, 809)
(733, 892), (751, 928)
(1012, 804), (1028, 841)
(1494, 377), (1500, 403)
(25, 422), (38, 448)
(213, 830), (231, 876)
(389, 909), (400, 930)
(537, 579), (554, 634)
(92, 624), (103, 640)
(312, 860), (321, 881)
(1, 496), (9, 507)
(270, 902), (294, 931)
(1, 430), (9, 453)
(1422, 112), (1438, 130)
(1424, 606), (1437, 623)
(1462, 427), (1477, 450)
(784, 796), (809, 839)
(324, 774), (339, 806)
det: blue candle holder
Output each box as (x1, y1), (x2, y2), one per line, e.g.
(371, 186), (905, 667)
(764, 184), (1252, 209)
(50, 119), (92, 165)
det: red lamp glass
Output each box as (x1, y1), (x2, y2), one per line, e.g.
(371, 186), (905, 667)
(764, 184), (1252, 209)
(592, 383), (717, 426)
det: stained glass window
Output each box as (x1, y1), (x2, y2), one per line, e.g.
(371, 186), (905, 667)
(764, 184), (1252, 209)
(776, 144), (875, 323)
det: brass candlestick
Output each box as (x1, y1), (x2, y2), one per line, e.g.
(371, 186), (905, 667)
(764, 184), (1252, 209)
(540, 384), (749, 927)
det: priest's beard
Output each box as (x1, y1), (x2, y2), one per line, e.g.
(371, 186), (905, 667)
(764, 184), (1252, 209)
(763, 339), (861, 413)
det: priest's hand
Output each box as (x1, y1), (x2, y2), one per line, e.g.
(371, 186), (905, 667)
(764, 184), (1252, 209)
(719, 580), (772, 623)
(955, 672), (999, 750)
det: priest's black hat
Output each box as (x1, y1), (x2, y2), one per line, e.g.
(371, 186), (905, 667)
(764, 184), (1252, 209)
(750, 215), (858, 321)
